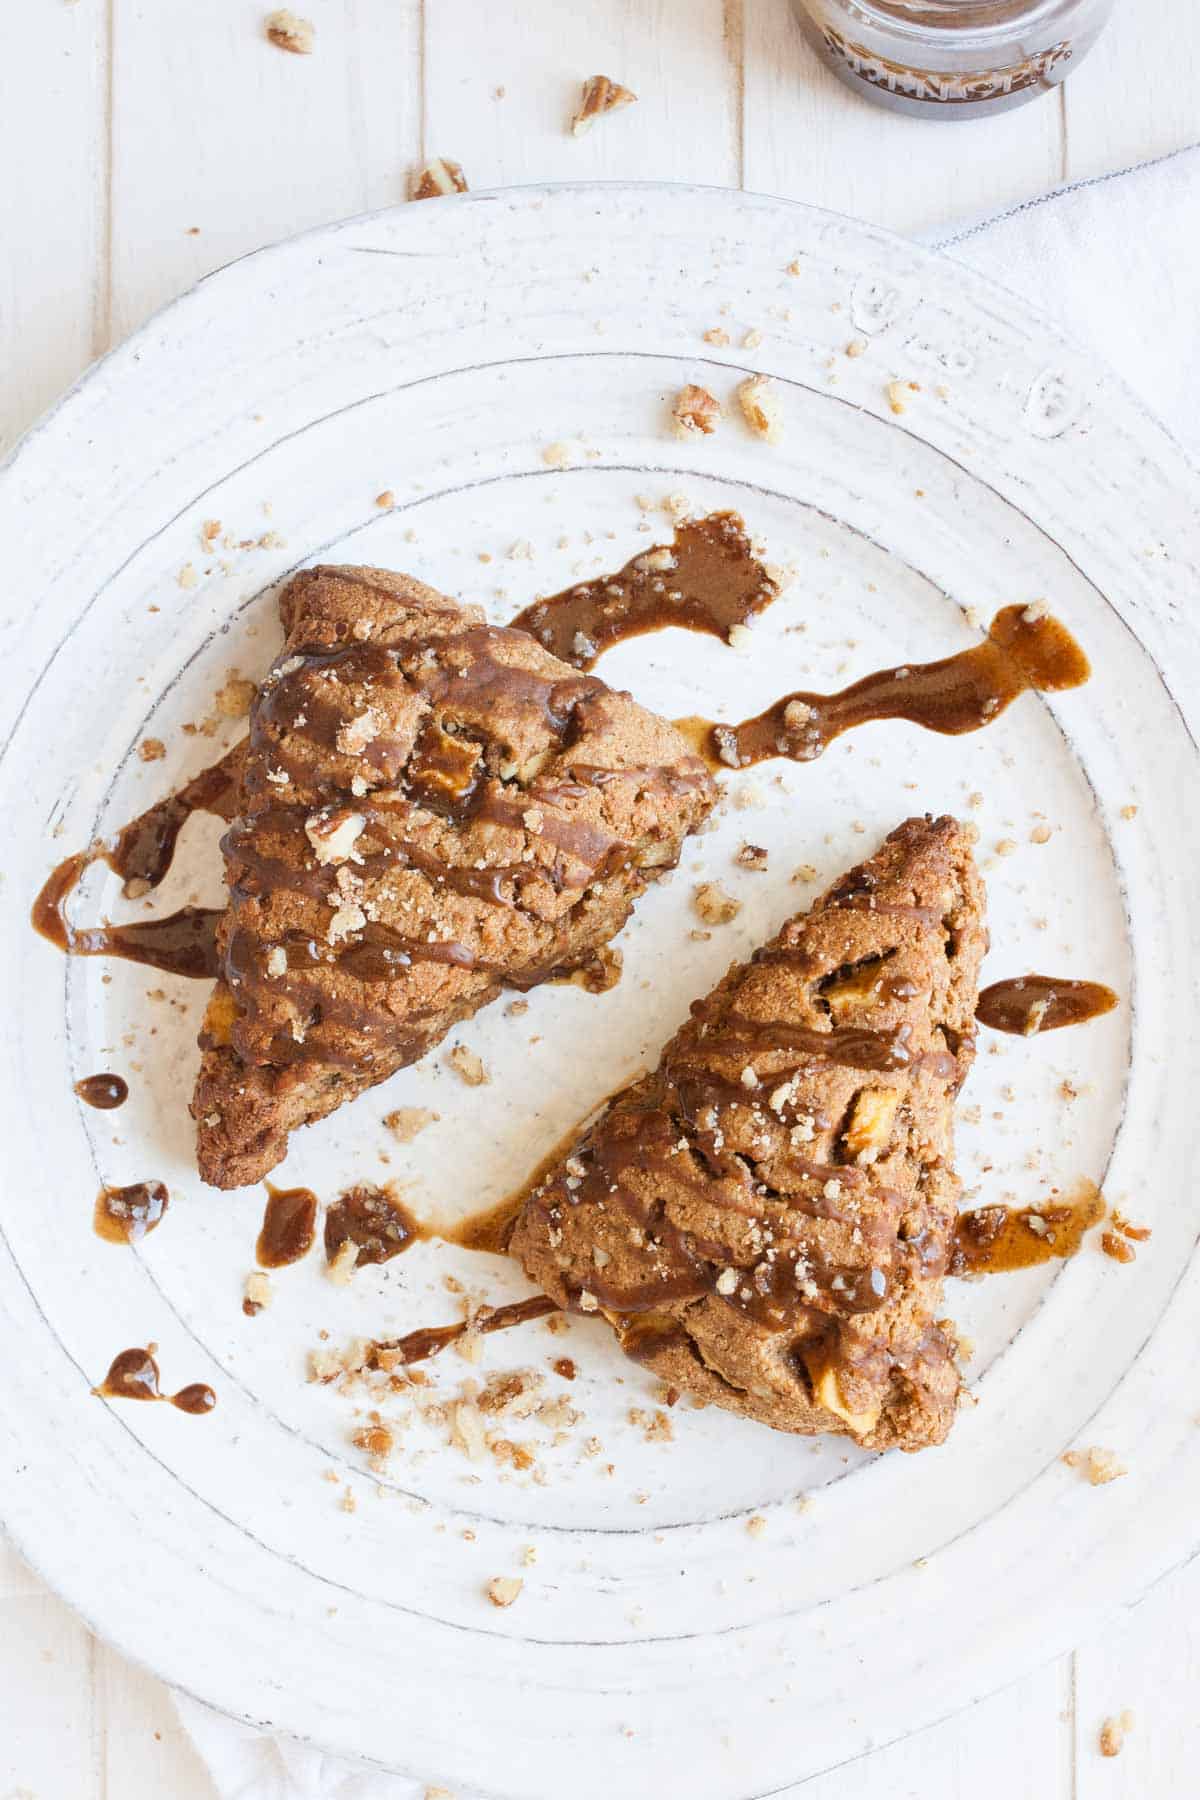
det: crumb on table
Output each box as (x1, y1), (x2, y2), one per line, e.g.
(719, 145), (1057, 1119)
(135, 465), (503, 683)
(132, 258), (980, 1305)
(570, 74), (637, 136)
(409, 158), (468, 200)
(265, 10), (315, 54)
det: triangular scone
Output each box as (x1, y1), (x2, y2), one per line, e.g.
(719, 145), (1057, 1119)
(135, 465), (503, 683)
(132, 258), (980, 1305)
(510, 816), (986, 1452)
(192, 566), (716, 1188)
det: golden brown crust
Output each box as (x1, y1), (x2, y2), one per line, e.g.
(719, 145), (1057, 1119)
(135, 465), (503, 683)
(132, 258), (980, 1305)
(191, 565), (716, 1188)
(510, 816), (987, 1452)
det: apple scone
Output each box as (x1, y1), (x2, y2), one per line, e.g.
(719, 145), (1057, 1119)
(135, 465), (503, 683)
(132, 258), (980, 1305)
(192, 565), (716, 1188)
(510, 816), (986, 1451)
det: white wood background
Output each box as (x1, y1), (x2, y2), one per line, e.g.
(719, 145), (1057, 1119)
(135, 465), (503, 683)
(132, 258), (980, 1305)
(2, 2), (1198, 1794)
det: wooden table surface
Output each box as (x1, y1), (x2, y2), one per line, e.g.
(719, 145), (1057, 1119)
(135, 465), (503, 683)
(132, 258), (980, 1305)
(2, 3), (1198, 1794)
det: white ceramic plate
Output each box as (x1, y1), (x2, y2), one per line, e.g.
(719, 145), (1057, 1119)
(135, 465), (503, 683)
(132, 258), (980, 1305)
(2, 186), (1199, 1799)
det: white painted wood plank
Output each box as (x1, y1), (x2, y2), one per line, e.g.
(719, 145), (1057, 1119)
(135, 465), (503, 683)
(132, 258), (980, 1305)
(0, 1588), (98, 1799)
(423, 0), (739, 192)
(346, 0), (426, 213)
(801, 1661), (1073, 1800)
(742, 0), (1064, 233)
(0, 1536), (49, 1599)
(3, 1540), (213, 1799)
(109, 0), (421, 343)
(97, 1640), (217, 1800)
(0, 0), (106, 454)
(1063, 0), (1200, 182)
(1075, 1555), (1200, 1797)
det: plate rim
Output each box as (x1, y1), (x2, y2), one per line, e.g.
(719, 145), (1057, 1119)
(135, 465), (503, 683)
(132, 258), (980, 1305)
(5, 175), (1199, 491)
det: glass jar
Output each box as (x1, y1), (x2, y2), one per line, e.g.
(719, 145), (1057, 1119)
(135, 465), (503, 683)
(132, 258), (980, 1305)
(792, 0), (1116, 119)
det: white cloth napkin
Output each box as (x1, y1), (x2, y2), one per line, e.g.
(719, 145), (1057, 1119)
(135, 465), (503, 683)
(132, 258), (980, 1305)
(931, 143), (1200, 452)
(170, 140), (1193, 1795)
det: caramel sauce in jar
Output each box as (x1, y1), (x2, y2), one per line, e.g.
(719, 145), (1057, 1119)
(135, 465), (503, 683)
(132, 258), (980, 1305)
(793, 1), (1115, 121)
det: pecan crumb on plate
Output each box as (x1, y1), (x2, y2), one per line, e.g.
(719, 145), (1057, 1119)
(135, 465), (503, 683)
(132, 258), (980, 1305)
(383, 1107), (440, 1143)
(485, 1575), (523, 1608)
(1062, 1445), (1128, 1485)
(738, 374), (783, 443)
(693, 882), (741, 925)
(672, 384), (721, 436)
(447, 1045), (489, 1088)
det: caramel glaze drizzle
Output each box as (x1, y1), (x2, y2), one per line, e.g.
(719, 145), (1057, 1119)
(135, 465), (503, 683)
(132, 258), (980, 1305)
(30, 742), (242, 981)
(366, 1295), (559, 1369)
(509, 511), (779, 670)
(75, 1073), (128, 1110)
(31, 851), (222, 979)
(444, 1191), (529, 1256)
(323, 1184), (531, 1271)
(93, 1181), (168, 1245)
(110, 747), (242, 893)
(250, 1175), (530, 1303)
(950, 1180), (1104, 1276)
(324, 1184), (421, 1267)
(676, 604), (1091, 770)
(93, 1346), (216, 1414)
(256, 1182), (318, 1268)
(976, 974), (1117, 1036)
(431, 1105), (624, 1261)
